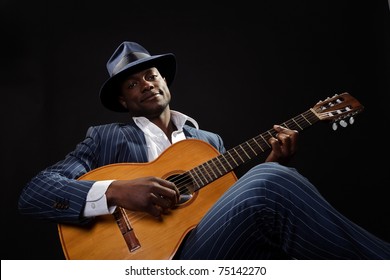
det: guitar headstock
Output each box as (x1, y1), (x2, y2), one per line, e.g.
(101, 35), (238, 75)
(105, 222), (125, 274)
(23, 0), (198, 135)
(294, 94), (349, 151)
(312, 92), (364, 130)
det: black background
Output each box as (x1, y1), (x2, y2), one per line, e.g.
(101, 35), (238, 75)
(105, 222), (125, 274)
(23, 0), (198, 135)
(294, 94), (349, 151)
(2, 1), (389, 259)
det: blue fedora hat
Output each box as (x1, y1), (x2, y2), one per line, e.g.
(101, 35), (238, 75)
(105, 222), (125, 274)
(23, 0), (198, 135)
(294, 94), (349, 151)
(99, 41), (176, 112)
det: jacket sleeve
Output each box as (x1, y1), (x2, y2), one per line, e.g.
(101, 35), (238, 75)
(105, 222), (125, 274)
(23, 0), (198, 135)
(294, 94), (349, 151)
(18, 126), (103, 224)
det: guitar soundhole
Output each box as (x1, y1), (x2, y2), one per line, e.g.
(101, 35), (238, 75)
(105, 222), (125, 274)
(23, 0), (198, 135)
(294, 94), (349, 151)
(166, 173), (195, 205)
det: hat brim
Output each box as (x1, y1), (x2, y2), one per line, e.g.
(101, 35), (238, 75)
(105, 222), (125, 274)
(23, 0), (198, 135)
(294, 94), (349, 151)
(99, 53), (176, 112)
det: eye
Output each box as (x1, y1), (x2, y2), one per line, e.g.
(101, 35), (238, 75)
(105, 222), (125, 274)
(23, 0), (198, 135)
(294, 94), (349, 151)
(147, 74), (158, 81)
(127, 81), (137, 89)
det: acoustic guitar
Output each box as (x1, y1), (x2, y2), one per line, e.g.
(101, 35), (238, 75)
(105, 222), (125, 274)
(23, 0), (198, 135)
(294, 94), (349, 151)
(58, 92), (364, 259)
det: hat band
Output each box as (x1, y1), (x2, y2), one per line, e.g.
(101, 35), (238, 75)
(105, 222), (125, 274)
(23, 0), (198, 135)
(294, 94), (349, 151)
(111, 52), (151, 76)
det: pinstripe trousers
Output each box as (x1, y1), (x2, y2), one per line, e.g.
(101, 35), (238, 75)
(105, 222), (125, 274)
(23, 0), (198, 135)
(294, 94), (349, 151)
(178, 162), (390, 259)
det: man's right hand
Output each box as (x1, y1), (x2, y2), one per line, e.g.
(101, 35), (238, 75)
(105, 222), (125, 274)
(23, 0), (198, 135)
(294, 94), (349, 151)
(105, 177), (180, 219)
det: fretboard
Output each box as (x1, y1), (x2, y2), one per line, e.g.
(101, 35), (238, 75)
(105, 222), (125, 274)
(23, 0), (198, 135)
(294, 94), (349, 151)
(187, 109), (319, 191)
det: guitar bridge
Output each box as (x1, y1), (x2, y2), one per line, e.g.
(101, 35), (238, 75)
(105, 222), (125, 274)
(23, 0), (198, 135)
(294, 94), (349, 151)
(113, 207), (141, 252)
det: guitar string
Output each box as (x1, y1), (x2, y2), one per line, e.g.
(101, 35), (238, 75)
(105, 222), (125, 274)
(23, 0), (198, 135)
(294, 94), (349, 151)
(169, 96), (358, 194)
(124, 97), (358, 218)
(125, 104), (353, 218)
(124, 112), (317, 220)
(188, 104), (358, 191)
(172, 112), (318, 193)
(169, 110), (320, 195)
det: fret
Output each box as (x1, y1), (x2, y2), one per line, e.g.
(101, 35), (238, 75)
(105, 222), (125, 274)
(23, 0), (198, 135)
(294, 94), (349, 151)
(245, 141), (258, 156)
(220, 154), (234, 170)
(226, 150), (239, 167)
(191, 168), (204, 188)
(260, 134), (271, 148)
(205, 161), (218, 179)
(195, 166), (209, 184)
(199, 163), (214, 182)
(238, 144), (251, 159)
(292, 117), (303, 130)
(301, 113), (312, 126)
(215, 156), (229, 173)
(210, 157), (224, 176)
(251, 138), (265, 152)
(232, 147), (245, 163)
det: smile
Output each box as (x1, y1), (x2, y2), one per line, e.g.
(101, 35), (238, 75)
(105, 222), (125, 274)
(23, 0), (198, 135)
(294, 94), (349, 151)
(141, 93), (160, 102)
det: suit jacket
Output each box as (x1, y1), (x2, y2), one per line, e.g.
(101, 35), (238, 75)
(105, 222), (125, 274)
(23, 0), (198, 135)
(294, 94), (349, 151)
(18, 120), (225, 223)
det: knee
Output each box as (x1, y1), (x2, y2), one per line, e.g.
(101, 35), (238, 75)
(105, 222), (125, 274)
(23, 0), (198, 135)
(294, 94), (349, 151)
(247, 162), (299, 181)
(241, 162), (316, 194)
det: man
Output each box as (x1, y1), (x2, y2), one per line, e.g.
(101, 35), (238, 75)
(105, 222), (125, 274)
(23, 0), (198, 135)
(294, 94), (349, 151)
(18, 41), (390, 259)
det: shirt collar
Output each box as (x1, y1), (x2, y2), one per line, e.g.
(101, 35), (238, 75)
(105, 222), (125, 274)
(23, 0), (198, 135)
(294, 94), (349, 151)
(132, 110), (199, 132)
(170, 110), (199, 130)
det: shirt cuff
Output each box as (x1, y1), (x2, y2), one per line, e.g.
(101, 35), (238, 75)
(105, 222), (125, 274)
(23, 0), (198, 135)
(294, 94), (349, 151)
(83, 180), (117, 217)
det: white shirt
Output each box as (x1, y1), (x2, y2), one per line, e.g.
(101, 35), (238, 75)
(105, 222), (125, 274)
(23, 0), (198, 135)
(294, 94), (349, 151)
(83, 110), (199, 217)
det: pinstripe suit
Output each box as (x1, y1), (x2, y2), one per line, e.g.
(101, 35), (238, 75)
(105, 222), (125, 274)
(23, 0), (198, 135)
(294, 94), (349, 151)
(18, 121), (224, 224)
(18, 121), (390, 259)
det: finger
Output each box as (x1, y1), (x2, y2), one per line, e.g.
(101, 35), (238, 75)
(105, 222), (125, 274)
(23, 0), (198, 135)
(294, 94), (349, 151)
(150, 193), (173, 209)
(167, 184), (180, 201)
(162, 207), (170, 215)
(147, 203), (163, 219)
(268, 137), (282, 154)
(154, 182), (179, 205)
(274, 126), (297, 146)
(156, 177), (176, 189)
(160, 180), (180, 198)
(271, 135), (292, 156)
(276, 125), (298, 153)
(274, 125), (298, 135)
(159, 182), (180, 203)
(273, 124), (286, 134)
(277, 133), (292, 146)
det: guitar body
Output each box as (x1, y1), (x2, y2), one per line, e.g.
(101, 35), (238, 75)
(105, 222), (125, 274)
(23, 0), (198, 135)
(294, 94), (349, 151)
(58, 139), (238, 260)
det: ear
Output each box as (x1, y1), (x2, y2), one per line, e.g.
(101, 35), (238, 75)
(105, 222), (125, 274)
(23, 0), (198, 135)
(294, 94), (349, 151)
(118, 95), (128, 109)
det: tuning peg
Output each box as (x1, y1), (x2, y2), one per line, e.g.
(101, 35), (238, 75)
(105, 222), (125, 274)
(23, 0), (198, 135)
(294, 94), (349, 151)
(349, 116), (355, 124)
(332, 122), (338, 130)
(339, 119), (348, 127)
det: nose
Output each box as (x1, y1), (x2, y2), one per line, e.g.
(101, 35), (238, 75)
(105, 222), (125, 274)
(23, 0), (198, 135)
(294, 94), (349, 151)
(141, 79), (154, 91)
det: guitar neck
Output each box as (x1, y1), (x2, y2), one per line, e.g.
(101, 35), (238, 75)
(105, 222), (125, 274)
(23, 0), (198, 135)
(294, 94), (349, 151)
(188, 109), (319, 191)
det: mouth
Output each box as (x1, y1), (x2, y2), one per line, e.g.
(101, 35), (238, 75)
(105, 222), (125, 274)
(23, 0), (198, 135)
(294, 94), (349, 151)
(141, 91), (161, 103)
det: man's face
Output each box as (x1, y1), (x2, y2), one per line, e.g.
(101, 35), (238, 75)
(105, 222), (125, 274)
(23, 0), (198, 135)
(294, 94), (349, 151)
(118, 67), (171, 118)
